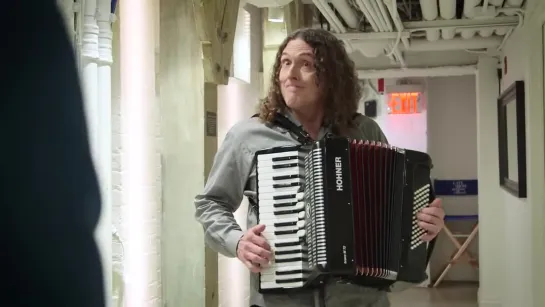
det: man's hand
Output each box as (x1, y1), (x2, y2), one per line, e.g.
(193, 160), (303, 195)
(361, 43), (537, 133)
(417, 198), (445, 242)
(236, 224), (273, 273)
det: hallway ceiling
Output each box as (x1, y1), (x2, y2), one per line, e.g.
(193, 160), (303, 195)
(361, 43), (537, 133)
(303, 0), (526, 70)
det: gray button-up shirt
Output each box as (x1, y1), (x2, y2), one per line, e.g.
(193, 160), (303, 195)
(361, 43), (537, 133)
(194, 112), (389, 306)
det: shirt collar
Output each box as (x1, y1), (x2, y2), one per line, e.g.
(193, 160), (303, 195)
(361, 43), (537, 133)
(282, 110), (331, 141)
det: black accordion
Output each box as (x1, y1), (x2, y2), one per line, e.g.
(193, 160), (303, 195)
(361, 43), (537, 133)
(254, 136), (435, 293)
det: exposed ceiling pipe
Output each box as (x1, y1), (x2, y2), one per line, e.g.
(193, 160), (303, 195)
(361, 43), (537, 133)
(330, 0), (359, 28)
(312, 0), (355, 52)
(405, 36), (502, 52)
(506, 0), (524, 6)
(383, 0), (410, 49)
(403, 16), (519, 29)
(244, 0), (294, 7)
(312, 0), (345, 32)
(482, 0), (490, 13)
(439, 0), (457, 39)
(353, 0), (400, 63)
(463, 0), (480, 18)
(357, 65), (476, 79)
(370, 0), (407, 67)
(335, 31), (411, 40)
(419, 0), (440, 41)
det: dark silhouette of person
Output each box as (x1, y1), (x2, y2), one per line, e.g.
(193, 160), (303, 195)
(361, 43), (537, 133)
(2, 1), (106, 306)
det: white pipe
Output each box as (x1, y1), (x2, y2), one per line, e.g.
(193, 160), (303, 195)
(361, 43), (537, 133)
(482, 0), (489, 13)
(463, 0), (480, 18)
(488, 0), (503, 5)
(357, 0), (405, 66)
(419, 0), (440, 42)
(506, 0), (524, 6)
(354, 0), (398, 63)
(312, 0), (345, 33)
(335, 31), (411, 40)
(405, 36), (502, 52)
(370, 0), (389, 31)
(330, 0), (359, 28)
(420, 0), (439, 20)
(355, 0), (380, 30)
(357, 65), (476, 79)
(383, 0), (410, 49)
(403, 16), (519, 29)
(312, 0), (354, 52)
(81, 0), (99, 167)
(439, 0), (457, 39)
(96, 0), (113, 306)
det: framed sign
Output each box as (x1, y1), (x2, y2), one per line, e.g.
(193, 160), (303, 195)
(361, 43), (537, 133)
(497, 80), (527, 198)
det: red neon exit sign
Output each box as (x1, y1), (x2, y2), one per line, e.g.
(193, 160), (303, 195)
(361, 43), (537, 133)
(388, 92), (421, 114)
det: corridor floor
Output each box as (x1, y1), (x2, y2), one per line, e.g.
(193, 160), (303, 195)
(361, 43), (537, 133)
(389, 283), (478, 307)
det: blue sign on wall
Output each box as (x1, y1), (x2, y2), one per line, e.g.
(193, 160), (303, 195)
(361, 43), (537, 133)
(434, 179), (478, 196)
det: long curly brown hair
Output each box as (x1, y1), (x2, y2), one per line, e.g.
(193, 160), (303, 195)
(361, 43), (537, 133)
(258, 28), (362, 135)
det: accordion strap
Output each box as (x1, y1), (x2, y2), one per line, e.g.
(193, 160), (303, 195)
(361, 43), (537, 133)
(251, 113), (313, 145)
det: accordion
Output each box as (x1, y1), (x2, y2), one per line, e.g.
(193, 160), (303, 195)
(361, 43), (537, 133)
(255, 136), (435, 293)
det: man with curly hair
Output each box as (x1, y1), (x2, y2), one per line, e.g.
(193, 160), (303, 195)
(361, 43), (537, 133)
(194, 28), (445, 307)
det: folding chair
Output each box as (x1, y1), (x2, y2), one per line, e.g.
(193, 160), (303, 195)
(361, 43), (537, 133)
(432, 215), (479, 287)
(430, 179), (479, 288)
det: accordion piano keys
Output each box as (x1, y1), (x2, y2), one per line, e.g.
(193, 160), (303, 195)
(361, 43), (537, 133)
(256, 148), (311, 290)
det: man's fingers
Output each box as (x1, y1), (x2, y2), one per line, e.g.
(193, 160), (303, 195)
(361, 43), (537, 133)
(243, 260), (262, 273)
(249, 234), (271, 251)
(250, 224), (266, 234)
(417, 212), (442, 225)
(421, 207), (444, 219)
(248, 243), (273, 260)
(430, 198), (443, 208)
(246, 251), (269, 266)
(418, 221), (440, 236)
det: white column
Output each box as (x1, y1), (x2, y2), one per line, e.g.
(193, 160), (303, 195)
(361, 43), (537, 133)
(81, 0), (99, 154)
(97, 0), (114, 306)
(476, 55), (504, 306)
(120, 0), (160, 306)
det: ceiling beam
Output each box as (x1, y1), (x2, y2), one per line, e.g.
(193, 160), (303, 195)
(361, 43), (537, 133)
(403, 16), (520, 30)
(334, 31), (411, 40)
(193, 0), (240, 85)
(357, 65), (477, 79)
(284, 0), (312, 34)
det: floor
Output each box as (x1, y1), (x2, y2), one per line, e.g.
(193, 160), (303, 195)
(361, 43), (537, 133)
(389, 283), (478, 307)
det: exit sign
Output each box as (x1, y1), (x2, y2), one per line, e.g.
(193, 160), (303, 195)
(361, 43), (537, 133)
(387, 92), (422, 114)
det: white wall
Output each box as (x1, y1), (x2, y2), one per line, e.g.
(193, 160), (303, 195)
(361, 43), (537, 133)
(477, 1), (545, 304)
(427, 75), (479, 282)
(496, 25), (533, 307)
